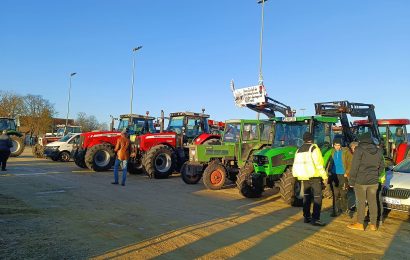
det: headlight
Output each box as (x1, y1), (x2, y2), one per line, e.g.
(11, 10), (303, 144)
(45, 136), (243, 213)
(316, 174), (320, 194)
(253, 155), (268, 165)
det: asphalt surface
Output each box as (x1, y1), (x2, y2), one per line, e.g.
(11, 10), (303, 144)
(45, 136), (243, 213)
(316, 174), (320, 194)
(0, 148), (409, 259)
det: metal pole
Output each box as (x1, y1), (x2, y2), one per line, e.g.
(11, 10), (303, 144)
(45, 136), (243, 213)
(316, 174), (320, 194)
(258, 0), (267, 85)
(65, 72), (76, 135)
(130, 46), (142, 115)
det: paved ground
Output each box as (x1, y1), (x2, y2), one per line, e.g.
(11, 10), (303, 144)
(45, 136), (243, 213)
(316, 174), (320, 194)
(0, 148), (409, 259)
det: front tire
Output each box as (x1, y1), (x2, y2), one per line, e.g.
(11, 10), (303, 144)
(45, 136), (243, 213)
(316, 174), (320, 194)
(142, 145), (177, 179)
(73, 148), (87, 168)
(59, 151), (71, 162)
(202, 161), (227, 190)
(181, 162), (202, 184)
(236, 163), (263, 198)
(84, 144), (115, 171)
(279, 168), (303, 206)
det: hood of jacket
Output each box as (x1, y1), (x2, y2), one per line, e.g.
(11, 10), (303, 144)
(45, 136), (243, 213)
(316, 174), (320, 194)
(359, 142), (379, 155)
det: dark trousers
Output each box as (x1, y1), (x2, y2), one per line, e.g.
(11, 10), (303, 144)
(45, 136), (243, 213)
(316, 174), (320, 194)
(0, 150), (11, 170)
(330, 174), (348, 213)
(355, 184), (378, 225)
(302, 178), (323, 221)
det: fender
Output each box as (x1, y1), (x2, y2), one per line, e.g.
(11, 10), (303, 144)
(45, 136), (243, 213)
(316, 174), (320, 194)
(395, 143), (409, 164)
(6, 130), (23, 137)
(193, 133), (221, 145)
(138, 132), (177, 152)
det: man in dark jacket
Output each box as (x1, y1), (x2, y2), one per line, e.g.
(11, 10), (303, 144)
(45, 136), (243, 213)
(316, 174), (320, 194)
(347, 132), (384, 231)
(0, 130), (13, 171)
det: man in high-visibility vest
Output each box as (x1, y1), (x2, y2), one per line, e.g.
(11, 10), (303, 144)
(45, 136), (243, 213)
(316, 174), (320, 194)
(293, 132), (328, 226)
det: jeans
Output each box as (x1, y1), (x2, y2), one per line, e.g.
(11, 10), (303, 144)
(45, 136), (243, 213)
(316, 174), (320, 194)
(0, 150), (11, 170)
(330, 174), (348, 213)
(114, 159), (128, 184)
(354, 184), (378, 225)
(302, 178), (323, 221)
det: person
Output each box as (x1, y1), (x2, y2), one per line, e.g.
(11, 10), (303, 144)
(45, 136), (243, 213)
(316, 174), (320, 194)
(112, 130), (130, 186)
(347, 132), (384, 231)
(347, 142), (359, 213)
(0, 130), (13, 171)
(293, 132), (328, 226)
(327, 138), (352, 217)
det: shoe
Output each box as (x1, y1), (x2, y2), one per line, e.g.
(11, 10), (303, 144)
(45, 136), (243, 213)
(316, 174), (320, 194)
(304, 217), (312, 223)
(347, 223), (364, 231)
(330, 212), (339, 218)
(368, 224), (377, 231)
(121, 183), (125, 186)
(311, 220), (326, 226)
(111, 182), (119, 185)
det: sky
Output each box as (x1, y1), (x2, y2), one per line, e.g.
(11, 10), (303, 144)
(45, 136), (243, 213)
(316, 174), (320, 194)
(1, 0), (409, 127)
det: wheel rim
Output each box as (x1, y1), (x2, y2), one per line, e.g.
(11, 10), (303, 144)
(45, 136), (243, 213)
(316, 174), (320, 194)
(61, 153), (70, 162)
(94, 150), (110, 167)
(155, 153), (172, 173)
(10, 140), (20, 153)
(210, 169), (223, 185)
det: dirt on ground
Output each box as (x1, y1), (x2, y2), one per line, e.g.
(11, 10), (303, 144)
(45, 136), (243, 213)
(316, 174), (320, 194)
(0, 148), (409, 259)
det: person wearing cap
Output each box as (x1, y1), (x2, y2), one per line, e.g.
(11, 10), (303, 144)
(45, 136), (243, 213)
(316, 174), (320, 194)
(0, 130), (13, 171)
(112, 130), (130, 186)
(327, 138), (352, 217)
(347, 132), (384, 231)
(293, 132), (328, 226)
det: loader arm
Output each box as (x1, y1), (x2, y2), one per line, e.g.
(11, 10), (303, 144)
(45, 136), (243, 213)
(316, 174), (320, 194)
(246, 97), (294, 118)
(314, 101), (380, 144)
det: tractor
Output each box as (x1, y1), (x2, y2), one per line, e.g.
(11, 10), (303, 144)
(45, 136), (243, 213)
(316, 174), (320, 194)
(129, 111), (221, 179)
(353, 119), (410, 166)
(180, 86), (295, 190)
(73, 114), (156, 171)
(32, 125), (82, 158)
(0, 117), (25, 157)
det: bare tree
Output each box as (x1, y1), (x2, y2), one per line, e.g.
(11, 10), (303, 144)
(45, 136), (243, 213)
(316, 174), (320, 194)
(0, 91), (25, 117)
(21, 94), (56, 136)
(76, 112), (104, 132)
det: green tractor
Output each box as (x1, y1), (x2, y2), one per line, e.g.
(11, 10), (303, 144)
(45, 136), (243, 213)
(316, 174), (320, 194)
(237, 116), (337, 205)
(181, 119), (274, 190)
(0, 117), (25, 157)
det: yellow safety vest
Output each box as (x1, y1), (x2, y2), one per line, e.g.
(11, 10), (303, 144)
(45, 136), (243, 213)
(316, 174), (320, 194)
(292, 144), (328, 181)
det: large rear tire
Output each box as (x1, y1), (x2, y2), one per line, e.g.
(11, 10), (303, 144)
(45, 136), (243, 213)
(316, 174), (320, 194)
(142, 145), (177, 179)
(10, 136), (25, 157)
(85, 144), (115, 172)
(202, 161), (227, 190)
(279, 168), (303, 206)
(236, 163), (263, 198)
(181, 162), (202, 184)
(73, 148), (87, 168)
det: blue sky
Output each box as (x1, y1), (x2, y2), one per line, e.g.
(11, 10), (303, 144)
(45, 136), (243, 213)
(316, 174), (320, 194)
(1, 0), (409, 126)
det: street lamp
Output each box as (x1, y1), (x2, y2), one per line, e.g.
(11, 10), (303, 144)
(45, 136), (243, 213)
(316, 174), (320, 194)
(130, 45), (143, 115)
(65, 72), (77, 135)
(300, 108), (306, 116)
(257, 0), (268, 85)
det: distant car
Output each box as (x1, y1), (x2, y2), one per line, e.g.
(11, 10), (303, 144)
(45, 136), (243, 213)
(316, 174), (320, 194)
(383, 158), (410, 214)
(43, 133), (81, 162)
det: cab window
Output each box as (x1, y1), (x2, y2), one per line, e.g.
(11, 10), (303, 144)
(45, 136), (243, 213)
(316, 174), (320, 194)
(223, 123), (241, 143)
(242, 123), (258, 141)
(260, 123), (273, 141)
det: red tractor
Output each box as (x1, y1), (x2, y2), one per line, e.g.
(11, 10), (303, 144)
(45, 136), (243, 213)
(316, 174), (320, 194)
(73, 114), (156, 171)
(129, 111), (221, 179)
(354, 119), (410, 165)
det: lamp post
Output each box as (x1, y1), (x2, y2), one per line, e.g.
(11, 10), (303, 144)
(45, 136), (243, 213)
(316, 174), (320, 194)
(256, 0), (268, 120)
(65, 72), (77, 135)
(130, 45), (143, 115)
(300, 108), (306, 116)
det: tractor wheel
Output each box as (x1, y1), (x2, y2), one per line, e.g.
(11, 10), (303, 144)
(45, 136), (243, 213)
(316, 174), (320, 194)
(59, 151), (71, 162)
(181, 162), (202, 184)
(142, 145), (177, 179)
(279, 168), (303, 206)
(85, 144), (115, 172)
(203, 138), (221, 145)
(202, 161), (227, 190)
(236, 163), (263, 198)
(10, 136), (25, 157)
(127, 159), (144, 174)
(32, 144), (44, 158)
(73, 149), (87, 168)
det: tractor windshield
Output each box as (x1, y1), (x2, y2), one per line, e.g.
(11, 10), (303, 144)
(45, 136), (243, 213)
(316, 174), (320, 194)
(223, 123), (241, 143)
(0, 119), (16, 131)
(273, 122), (309, 148)
(313, 122), (333, 149)
(167, 116), (209, 137)
(118, 118), (156, 135)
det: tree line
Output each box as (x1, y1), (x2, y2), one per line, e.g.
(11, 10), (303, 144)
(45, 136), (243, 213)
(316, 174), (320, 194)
(0, 91), (107, 136)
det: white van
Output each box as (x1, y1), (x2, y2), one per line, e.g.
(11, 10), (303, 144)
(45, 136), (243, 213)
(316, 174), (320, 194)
(43, 133), (81, 162)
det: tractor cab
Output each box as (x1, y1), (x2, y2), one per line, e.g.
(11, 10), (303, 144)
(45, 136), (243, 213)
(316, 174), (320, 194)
(167, 112), (211, 144)
(0, 117), (18, 133)
(55, 125), (82, 137)
(354, 119), (410, 165)
(0, 117), (25, 157)
(118, 114), (156, 136)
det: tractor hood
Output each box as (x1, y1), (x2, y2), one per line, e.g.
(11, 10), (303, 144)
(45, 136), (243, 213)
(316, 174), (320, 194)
(254, 146), (297, 158)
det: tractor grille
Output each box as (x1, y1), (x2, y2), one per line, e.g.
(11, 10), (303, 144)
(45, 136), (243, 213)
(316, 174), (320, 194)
(253, 155), (268, 166)
(382, 188), (410, 199)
